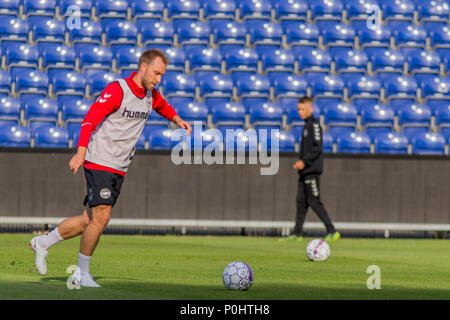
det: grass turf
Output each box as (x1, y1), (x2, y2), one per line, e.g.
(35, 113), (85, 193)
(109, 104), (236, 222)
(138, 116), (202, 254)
(0, 233), (449, 300)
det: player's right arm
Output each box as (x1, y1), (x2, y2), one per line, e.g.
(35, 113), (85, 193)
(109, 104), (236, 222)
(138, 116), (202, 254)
(69, 82), (123, 174)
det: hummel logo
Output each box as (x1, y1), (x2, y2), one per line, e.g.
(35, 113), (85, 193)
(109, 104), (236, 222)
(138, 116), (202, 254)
(103, 93), (112, 98)
(99, 98), (107, 103)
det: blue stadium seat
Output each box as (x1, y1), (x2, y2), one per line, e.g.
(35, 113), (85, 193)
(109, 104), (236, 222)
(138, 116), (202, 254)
(223, 128), (258, 152)
(42, 45), (76, 79)
(434, 102), (450, 141)
(272, 74), (308, 111)
(60, 0), (92, 18)
(381, 74), (417, 108)
(188, 47), (222, 78)
(167, 0), (201, 21)
(87, 71), (119, 98)
(163, 47), (186, 73)
(34, 126), (69, 148)
(429, 24), (450, 54)
(197, 73), (233, 108)
(211, 20), (246, 53)
(24, 98), (58, 131)
(345, 0), (379, 22)
(249, 102), (283, 133)
(0, 125), (31, 147)
(320, 22), (355, 49)
(141, 21), (174, 49)
(23, 0), (56, 17)
(260, 47), (295, 79)
(0, 97), (21, 127)
(261, 130), (296, 152)
(323, 131), (333, 153)
(131, 0), (165, 23)
(337, 131), (371, 153)
(15, 70), (49, 99)
(407, 50), (441, 80)
(69, 20), (102, 47)
(248, 20), (283, 52)
(31, 19), (65, 45)
(5, 43), (39, 75)
(393, 24), (427, 51)
(162, 73), (196, 105)
(61, 97), (91, 137)
(223, 47), (258, 79)
(284, 22), (320, 54)
(95, 0), (128, 28)
(370, 48), (405, 78)
(176, 20), (210, 54)
(417, 0), (449, 23)
(310, 0), (343, 23)
(398, 103), (431, 142)
(345, 75), (381, 108)
(234, 73), (271, 111)
(275, 0), (308, 22)
(360, 103), (395, 142)
(148, 128), (178, 150)
(76, 46), (113, 76)
(0, 70), (12, 97)
(174, 101), (208, 126)
(105, 21), (138, 54)
(309, 74), (345, 105)
(211, 102), (246, 134)
(0, 0), (20, 17)
(333, 48), (368, 76)
(135, 133), (146, 150)
(324, 102), (358, 142)
(203, 0), (236, 21)
(0, 17), (28, 48)
(357, 23), (392, 50)
(374, 132), (408, 154)
(382, 0), (415, 24)
(412, 132), (446, 155)
(115, 47), (143, 74)
(51, 71), (86, 101)
(297, 47), (332, 76)
(239, 0), (272, 21)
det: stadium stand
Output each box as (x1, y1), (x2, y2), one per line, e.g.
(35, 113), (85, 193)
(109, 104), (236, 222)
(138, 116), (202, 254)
(0, 0), (446, 156)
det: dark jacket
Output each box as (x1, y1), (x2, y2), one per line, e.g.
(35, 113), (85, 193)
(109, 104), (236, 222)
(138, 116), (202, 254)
(299, 115), (323, 179)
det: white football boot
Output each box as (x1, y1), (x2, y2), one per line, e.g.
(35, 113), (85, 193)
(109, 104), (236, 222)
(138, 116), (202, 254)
(80, 271), (101, 287)
(29, 236), (48, 275)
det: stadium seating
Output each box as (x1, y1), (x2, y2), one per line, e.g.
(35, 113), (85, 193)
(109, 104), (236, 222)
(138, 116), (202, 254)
(197, 73), (233, 108)
(60, 0), (92, 18)
(412, 132), (446, 155)
(131, 0), (165, 23)
(407, 50), (441, 82)
(284, 22), (320, 54)
(323, 131), (333, 153)
(88, 71), (119, 98)
(0, 0), (20, 17)
(419, 76), (450, 102)
(272, 74), (308, 112)
(239, 0), (272, 21)
(68, 20), (102, 46)
(417, 0), (450, 23)
(15, 70), (49, 99)
(51, 71), (86, 102)
(115, 47), (143, 74)
(61, 97), (91, 137)
(249, 102), (283, 134)
(42, 45), (76, 79)
(5, 43), (39, 76)
(140, 21), (174, 49)
(260, 47), (295, 80)
(246, 20), (282, 52)
(345, 74), (381, 108)
(297, 47), (332, 76)
(337, 131), (371, 154)
(310, 0), (343, 23)
(173, 101), (208, 127)
(398, 103), (432, 143)
(0, 125), (31, 147)
(162, 73), (196, 105)
(0, 17), (28, 49)
(95, 0), (128, 29)
(187, 47), (222, 78)
(211, 20), (246, 53)
(77, 46), (113, 76)
(324, 102), (358, 142)
(274, 0), (308, 22)
(31, 19), (65, 45)
(320, 22), (355, 50)
(374, 132), (409, 154)
(360, 103), (395, 142)
(260, 130), (296, 152)
(148, 128), (178, 150)
(382, 0), (415, 25)
(370, 49), (406, 78)
(309, 74), (345, 105)
(381, 74), (417, 109)
(0, 71), (11, 97)
(345, 0), (379, 22)
(234, 73), (271, 111)
(223, 128), (258, 152)
(333, 49), (368, 76)
(0, 96), (21, 127)
(105, 21), (138, 54)
(393, 24), (427, 53)
(34, 126), (69, 148)
(223, 47), (258, 79)
(175, 20), (210, 53)
(203, 0), (236, 22)
(211, 102), (246, 135)
(24, 98), (58, 133)
(434, 102), (450, 141)
(357, 23), (392, 50)
(167, 0), (200, 21)
(163, 47), (186, 73)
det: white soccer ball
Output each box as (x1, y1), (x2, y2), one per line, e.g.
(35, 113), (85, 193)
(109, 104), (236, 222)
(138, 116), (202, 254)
(222, 261), (254, 290)
(306, 239), (330, 262)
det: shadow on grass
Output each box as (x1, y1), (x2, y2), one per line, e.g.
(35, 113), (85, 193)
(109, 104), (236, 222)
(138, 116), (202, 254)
(1, 279), (449, 300)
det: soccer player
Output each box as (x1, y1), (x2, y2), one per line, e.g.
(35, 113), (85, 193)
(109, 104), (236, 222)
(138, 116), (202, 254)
(279, 97), (340, 243)
(29, 49), (192, 287)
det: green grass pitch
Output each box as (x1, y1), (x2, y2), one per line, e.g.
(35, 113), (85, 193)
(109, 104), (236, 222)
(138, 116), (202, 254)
(0, 233), (449, 300)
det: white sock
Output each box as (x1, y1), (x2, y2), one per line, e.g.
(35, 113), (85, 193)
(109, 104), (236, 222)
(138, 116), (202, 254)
(78, 253), (91, 275)
(38, 227), (64, 249)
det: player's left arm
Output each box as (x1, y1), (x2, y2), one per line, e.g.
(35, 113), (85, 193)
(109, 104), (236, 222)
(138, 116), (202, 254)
(151, 89), (192, 135)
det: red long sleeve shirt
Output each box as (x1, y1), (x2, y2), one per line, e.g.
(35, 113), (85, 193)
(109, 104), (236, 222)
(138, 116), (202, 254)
(77, 72), (177, 176)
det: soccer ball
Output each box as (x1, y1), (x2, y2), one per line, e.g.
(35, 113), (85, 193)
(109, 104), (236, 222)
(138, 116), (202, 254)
(222, 261), (254, 290)
(306, 239), (330, 262)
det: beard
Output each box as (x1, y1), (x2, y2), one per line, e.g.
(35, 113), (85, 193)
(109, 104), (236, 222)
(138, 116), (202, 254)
(142, 78), (154, 91)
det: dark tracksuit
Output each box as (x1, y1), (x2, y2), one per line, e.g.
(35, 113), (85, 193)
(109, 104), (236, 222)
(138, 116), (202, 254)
(293, 115), (336, 236)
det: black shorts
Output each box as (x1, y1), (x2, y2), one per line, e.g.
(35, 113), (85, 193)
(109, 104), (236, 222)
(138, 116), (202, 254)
(83, 167), (124, 208)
